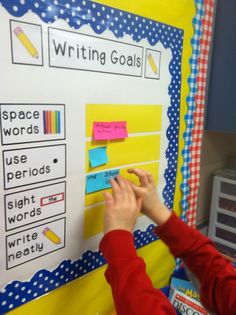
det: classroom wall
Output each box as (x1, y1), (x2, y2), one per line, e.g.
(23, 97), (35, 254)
(197, 131), (236, 224)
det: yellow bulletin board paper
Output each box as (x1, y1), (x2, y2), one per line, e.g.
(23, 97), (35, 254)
(86, 104), (163, 135)
(86, 135), (160, 172)
(0, 0), (197, 314)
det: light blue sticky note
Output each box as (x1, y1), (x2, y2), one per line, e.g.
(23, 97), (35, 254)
(86, 169), (120, 193)
(89, 147), (108, 168)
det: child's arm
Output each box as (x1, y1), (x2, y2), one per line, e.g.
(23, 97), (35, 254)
(99, 175), (176, 315)
(129, 168), (236, 315)
(155, 212), (236, 315)
(100, 229), (176, 315)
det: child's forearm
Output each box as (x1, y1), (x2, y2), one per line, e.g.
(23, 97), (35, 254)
(100, 229), (176, 315)
(155, 212), (236, 315)
(148, 204), (172, 226)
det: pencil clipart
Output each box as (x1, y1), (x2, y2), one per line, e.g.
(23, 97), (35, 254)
(42, 227), (61, 244)
(147, 52), (158, 74)
(13, 26), (39, 58)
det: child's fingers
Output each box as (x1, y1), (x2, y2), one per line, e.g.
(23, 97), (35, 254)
(136, 196), (143, 212)
(125, 179), (138, 204)
(116, 175), (128, 191)
(125, 179), (134, 194)
(127, 168), (149, 186)
(128, 168), (154, 185)
(103, 192), (114, 210)
(130, 182), (144, 196)
(117, 176), (135, 203)
(110, 177), (121, 202)
(147, 173), (154, 184)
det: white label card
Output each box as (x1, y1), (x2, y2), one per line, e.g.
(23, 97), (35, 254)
(6, 218), (65, 269)
(49, 27), (144, 77)
(5, 182), (66, 231)
(3, 145), (66, 189)
(0, 104), (65, 145)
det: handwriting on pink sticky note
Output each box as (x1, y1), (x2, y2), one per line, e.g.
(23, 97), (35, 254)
(93, 121), (128, 140)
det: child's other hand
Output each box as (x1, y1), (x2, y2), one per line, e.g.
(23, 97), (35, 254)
(127, 168), (171, 225)
(103, 175), (143, 234)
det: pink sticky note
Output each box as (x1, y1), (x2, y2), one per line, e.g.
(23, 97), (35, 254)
(93, 121), (128, 140)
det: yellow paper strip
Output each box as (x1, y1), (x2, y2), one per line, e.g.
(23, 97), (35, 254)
(86, 104), (162, 137)
(85, 205), (144, 239)
(85, 161), (159, 206)
(86, 135), (160, 173)
(84, 204), (104, 239)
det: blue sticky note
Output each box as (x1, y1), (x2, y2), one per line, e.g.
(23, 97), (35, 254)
(86, 169), (120, 193)
(89, 147), (108, 168)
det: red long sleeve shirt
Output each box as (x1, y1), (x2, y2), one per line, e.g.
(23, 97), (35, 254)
(99, 213), (236, 315)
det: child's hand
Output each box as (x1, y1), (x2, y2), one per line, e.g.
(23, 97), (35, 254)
(103, 175), (143, 234)
(127, 168), (171, 225)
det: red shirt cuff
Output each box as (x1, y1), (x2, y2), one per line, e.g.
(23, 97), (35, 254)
(99, 230), (137, 262)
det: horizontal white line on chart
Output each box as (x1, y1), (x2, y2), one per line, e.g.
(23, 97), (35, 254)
(85, 160), (159, 176)
(85, 201), (105, 210)
(86, 131), (161, 142)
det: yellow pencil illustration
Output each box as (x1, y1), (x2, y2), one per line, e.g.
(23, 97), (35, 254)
(42, 227), (61, 244)
(147, 52), (158, 74)
(51, 111), (55, 134)
(13, 26), (38, 58)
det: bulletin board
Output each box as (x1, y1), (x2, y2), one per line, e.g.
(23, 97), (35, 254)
(0, 0), (215, 314)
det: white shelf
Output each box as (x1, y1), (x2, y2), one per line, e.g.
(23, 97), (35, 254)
(213, 236), (236, 250)
(208, 173), (236, 259)
(215, 222), (236, 234)
(218, 192), (236, 202)
(216, 208), (236, 218)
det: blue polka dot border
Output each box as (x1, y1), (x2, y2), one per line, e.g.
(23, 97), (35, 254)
(0, 252), (105, 314)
